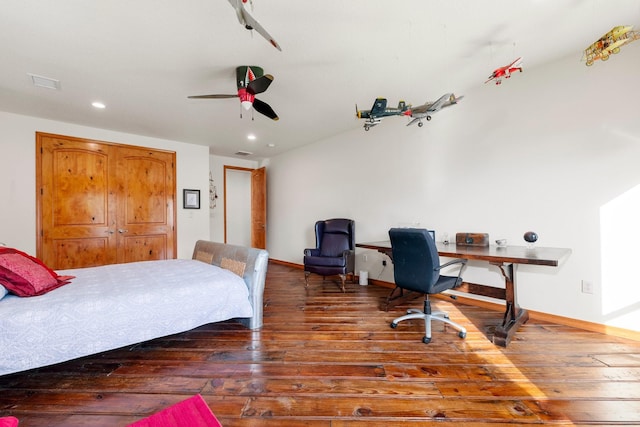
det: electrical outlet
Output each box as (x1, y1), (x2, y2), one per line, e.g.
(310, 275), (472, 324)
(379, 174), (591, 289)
(382, 260), (387, 267)
(362, 254), (368, 262)
(581, 280), (594, 294)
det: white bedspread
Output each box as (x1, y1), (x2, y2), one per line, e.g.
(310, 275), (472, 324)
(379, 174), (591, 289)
(0, 259), (252, 376)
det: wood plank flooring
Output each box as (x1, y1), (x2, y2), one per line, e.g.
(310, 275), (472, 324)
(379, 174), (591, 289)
(1, 262), (640, 426)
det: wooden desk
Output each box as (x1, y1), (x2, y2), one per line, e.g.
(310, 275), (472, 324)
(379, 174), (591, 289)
(356, 241), (571, 347)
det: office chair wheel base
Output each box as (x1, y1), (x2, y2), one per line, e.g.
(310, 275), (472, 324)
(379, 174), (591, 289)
(390, 322), (398, 329)
(458, 331), (467, 339)
(422, 336), (431, 344)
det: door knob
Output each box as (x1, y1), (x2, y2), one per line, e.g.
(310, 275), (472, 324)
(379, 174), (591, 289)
(118, 229), (128, 234)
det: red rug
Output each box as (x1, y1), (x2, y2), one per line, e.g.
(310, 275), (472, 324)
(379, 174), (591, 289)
(127, 394), (222, 427)
(0, 417), (19, 427)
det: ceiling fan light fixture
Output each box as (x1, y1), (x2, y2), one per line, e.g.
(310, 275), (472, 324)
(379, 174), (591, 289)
(28, 73), (60, 90)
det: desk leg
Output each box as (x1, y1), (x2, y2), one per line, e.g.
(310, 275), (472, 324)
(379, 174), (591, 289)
(383, 286), (420, 311)
(491, 262), (529, 347)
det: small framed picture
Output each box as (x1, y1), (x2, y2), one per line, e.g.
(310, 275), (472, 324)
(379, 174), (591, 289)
(183, 189), (200, 209)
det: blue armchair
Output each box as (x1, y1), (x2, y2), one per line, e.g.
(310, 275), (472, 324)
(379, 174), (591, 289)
(303, 219), (355, 292)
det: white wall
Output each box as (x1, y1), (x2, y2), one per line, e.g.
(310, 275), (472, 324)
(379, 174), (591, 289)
(266, 50), (640, 331)
(0, 111), (210, 259)
(225, 169), (252, 246)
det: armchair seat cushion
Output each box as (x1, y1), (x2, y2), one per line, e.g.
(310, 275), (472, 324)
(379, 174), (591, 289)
(304, 255), (346, 268)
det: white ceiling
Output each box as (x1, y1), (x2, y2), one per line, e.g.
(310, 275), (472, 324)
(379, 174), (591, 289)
(1, 0), (639, 159)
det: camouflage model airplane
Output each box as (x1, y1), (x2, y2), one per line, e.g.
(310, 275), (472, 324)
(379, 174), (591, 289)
(405, 93), (463, 127)
(228, 0), (282, 51)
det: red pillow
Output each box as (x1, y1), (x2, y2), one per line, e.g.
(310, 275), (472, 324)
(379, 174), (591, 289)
(127, 394), (222, 427)
(0, 416), (19, 427)
(0, 247), (74, 297)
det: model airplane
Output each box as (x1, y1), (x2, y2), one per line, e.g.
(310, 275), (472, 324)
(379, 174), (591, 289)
(405, 93), (463, 127)
(485, 57), (523, 85)
(356, 98), (409, 131)
(583, 25), (640, 66)
(227, 0), (282, 51)
(188, 65), (278, 121)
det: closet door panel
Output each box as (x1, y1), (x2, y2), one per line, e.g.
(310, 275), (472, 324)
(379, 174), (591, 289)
(115, 146), (175, 264)
(37, 134), (117, 269)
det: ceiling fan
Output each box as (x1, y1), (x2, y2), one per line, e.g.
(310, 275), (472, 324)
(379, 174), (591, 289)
(188, 66), (279, 121)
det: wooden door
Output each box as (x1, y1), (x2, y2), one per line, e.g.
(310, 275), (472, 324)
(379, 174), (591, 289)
(251, 167), (267, 249)
(37, 134), (117, 268)
(37, 133), (176, 269)
(223, 165), (267, 249)
(114, 145), (175, 263)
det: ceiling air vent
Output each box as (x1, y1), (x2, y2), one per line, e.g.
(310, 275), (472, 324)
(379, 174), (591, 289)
(27, 73), (61, 90)
(234, 151), (253, 156)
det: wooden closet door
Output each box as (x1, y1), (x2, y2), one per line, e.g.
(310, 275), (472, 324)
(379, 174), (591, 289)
(37, 134), (117, 268)
(37, 133), (176, 269)
(115, 145), (175, 263)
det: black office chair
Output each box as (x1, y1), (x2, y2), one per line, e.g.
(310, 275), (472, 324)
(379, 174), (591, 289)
(303, 218), (355, 292)
(388, 228), (468, 344)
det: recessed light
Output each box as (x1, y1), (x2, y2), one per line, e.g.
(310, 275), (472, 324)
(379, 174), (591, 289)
(267, 143), (276, 148)
(91, 102), (106, 109)
(247, 134), (256, 140)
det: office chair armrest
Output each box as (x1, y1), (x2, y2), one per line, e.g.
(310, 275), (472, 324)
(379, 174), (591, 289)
(437, 258), (468, 270)
(304, 248), (320, 256)
(438, 258), (467, 283)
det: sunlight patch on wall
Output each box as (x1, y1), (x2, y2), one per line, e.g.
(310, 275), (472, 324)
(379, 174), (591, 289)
(600, 183), (640, 323)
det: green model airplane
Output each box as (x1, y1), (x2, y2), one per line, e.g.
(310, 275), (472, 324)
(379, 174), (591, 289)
(356, 98), (409, 131)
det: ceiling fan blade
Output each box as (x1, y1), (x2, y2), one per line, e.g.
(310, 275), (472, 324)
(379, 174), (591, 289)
(252, 98), (279, 121)
(246, 74), (274, 95)
(187, 94), (238, 99)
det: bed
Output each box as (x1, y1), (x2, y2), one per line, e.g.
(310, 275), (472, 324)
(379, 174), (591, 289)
(0, 240), (269, 376)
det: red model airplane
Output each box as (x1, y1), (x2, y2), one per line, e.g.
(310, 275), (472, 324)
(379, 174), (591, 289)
(485, 57), (523, 85)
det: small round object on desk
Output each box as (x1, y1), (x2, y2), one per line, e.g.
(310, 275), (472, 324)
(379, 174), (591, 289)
(523, 231), (538, 243)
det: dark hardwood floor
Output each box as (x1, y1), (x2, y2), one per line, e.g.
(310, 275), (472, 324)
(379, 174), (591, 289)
(1, 262), (640, 426)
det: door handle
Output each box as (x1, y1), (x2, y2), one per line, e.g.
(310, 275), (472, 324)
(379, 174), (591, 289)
(118, 229), (128, 234)
(106, 230), (115, 234)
